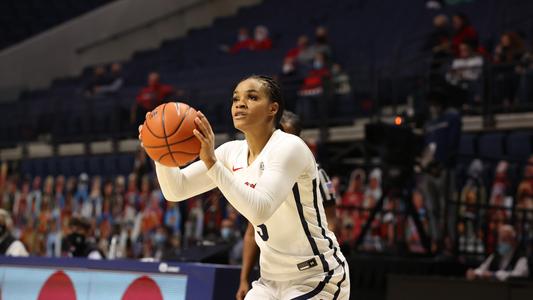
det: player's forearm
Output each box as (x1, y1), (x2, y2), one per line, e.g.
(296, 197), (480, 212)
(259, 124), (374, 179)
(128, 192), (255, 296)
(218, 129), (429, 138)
(240, 224), (259, 282)
(155, 161), (214, 201)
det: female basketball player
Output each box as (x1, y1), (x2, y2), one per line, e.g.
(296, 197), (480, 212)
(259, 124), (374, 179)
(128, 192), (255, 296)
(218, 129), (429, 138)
(140, 75), (349, 299)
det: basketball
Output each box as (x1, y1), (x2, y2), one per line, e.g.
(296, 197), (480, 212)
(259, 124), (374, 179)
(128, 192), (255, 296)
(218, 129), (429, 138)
(140, 102), (201, 167)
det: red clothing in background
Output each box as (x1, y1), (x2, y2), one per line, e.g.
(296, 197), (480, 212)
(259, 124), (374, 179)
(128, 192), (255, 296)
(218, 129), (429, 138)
(452, 25), (478, 55)
(252, 38), (273, 51)
(136, 83), (174, 110)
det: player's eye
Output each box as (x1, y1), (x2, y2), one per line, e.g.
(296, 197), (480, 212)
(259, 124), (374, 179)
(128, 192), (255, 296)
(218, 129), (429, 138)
(248, 95), (258, 101)
(232, 96), (239, 102)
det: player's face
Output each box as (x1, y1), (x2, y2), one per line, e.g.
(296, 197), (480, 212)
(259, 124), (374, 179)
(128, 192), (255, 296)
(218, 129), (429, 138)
(231, 79), (277, 132)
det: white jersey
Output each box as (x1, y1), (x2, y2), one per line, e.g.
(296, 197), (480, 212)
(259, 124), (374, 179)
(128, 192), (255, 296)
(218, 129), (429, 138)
(155, 130), (345, 281)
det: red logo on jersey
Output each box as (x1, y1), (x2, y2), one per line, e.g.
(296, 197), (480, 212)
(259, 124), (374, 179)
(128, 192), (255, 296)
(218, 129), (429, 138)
(232, 166), (243, 172)
(245, 182), (256, 189)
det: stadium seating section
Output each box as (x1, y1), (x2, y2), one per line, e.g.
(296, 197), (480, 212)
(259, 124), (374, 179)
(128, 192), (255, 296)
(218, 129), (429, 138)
(0, 0), (114, 50)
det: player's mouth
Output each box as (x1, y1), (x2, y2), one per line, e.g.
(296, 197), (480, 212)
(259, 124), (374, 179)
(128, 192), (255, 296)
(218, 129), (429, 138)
(233, 111), (247, 120)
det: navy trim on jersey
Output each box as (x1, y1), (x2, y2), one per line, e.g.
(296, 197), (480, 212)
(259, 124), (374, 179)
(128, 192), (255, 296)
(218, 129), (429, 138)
(312, 179), (332, 250)
(291, 269), (334, 300)
(333, 262), (347, 300)
(311, 179), (330, 272)
(312, 179), (344, 266)
(318, 182), (330, 205)
(293, 183), (328, 272)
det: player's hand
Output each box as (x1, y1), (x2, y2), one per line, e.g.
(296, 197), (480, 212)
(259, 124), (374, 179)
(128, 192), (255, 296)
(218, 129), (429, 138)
(193, 111), (217, 169)
(138, 112), (150, 148)
(235, 280), (250, 300)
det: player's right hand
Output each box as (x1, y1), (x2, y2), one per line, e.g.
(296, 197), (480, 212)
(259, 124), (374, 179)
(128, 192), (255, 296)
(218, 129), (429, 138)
(235, 281), (250, 300)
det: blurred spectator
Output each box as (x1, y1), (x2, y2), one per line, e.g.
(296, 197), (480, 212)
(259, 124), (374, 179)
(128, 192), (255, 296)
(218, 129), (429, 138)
(94, 63), (124, 95)
(494, 32), (526, 64)
(489, 161), (513, 219)
(420, 90), (462, 247)
(73, 173), (90, 214)
(154, 225), (180, 261)
(446, 42), (484, 105)
(342, 169), (366, 207)
(493, 32), (525, 106)
(84, 66), (108, 96)
(62, 216), (104, 259)
(184, 197), (204, 247)
(81, 176), (102, 220)
(204, 191), (223, 241)
(133, 146), (152, 186)
(407, 190), (430, 253)
(364, 168), (382, 210)
(0, 209), (29, 256)
(515, 155), (533, 224)
(286, 35), (315, 66)
(131, 72), (174, 125)
(297, 52), (331, 119)
(311, 26), (332, 58)
(460, 159), (487, 218)
(426, 14), (451, 50)
(451, 13), (478, 56)
(426, 0), (444, 10)
(458, 159), (487, 253)
(2, 176), (19, 212)
(251, 25), (272, 51)
(331, 63), (352, 95)
(28, 176), (42, 218)
(220, 27), (254, 54)
(466, 225), (529, 281)
(517, 44), (533, 104)
(46, 219), (61, 257)
(102, 179), (115, 219)
(164, 200), (182, 237)
(426, 15), (453, 87)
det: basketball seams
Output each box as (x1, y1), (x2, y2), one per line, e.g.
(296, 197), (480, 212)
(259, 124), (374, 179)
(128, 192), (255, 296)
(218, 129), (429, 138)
(143, 119), (164, 139)
(143, 134), (197, 148)
(166, 103), (191, 137)
(161, 103), (179, 166)
(157, 150), (199, 161)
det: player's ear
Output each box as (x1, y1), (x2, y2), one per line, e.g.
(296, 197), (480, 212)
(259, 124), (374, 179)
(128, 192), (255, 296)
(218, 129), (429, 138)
(269, 101), (279, 117)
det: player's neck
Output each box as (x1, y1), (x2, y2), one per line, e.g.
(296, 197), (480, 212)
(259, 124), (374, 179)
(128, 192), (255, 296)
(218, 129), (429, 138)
(244, 126), (275, 163)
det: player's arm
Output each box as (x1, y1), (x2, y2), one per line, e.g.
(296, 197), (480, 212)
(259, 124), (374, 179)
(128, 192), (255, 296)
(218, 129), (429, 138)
(155, 160), (217, 202)
(194, 112), (309, 225)
(236, 223), (259, 300)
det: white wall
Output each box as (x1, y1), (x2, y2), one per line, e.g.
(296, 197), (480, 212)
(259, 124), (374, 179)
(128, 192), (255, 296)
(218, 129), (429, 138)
(0, 0), (260, 100)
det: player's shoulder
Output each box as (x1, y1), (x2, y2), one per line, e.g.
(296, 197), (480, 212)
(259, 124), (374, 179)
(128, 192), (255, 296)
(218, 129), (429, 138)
(274, 130), (309, 150)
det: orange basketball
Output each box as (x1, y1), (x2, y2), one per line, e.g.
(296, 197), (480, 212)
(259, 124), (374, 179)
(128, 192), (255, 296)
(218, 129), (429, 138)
(140, 102), (201, 167)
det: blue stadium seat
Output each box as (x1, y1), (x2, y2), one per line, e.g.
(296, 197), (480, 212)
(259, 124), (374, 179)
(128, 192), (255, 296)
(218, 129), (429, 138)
(478, 132), (505, 160)
(507, 131), (532, 162)
(459, 133), (477, 158)
(118, 154), (134, 175)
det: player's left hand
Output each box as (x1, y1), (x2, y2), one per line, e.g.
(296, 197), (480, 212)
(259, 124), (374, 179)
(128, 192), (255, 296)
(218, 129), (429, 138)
(193, 111), (217, 169)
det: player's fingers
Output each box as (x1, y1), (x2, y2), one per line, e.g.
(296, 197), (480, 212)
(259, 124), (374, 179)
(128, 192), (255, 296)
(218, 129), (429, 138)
(198, 111), (214, 137)
(195, 117), (210, 140)
(145, 112), (150, 119)
(138, 124), (143, 134)
(193, 129), (207, 144)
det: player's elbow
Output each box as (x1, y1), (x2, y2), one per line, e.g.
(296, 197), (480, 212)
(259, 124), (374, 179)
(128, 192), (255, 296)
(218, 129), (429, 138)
(160, 185), (186, 202)
(248, 203), (276, 225)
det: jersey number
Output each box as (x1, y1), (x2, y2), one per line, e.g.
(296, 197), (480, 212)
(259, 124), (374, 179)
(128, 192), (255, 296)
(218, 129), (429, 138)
(257, 224), (269, 241)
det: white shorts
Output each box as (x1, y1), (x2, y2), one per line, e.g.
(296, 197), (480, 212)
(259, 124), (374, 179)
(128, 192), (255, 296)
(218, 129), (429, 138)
(245, 262), (350, 300)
